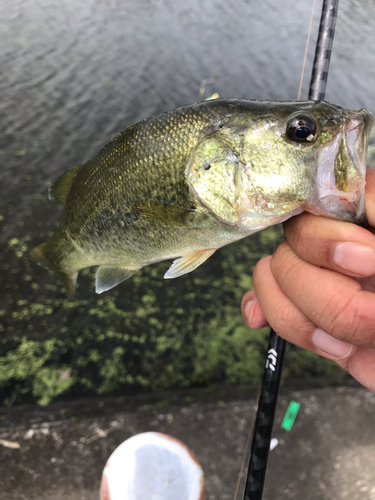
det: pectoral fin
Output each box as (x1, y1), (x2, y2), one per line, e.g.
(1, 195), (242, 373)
(164, 249), (216, 279)
(95, 266), (138, 294)
(131, 202), (196, 228)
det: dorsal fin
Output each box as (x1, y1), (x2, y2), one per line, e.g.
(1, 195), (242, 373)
(130, 202), (197, 228)
(48, 164), (83, 206)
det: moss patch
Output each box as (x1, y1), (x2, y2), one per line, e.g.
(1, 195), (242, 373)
(1, 219), (345, 406)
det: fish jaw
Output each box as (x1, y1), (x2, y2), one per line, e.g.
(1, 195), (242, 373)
(306, 108), (374, 224)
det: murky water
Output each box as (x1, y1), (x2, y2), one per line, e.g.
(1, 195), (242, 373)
(1, 0), (374, 232)
(1, 0), (375, 403)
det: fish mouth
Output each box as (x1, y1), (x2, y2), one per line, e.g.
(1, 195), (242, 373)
(314, 108), (374, 224)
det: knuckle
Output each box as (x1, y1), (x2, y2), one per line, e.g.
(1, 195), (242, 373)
(252, 256), (272, 286)
(271, 300), (297, 337)
(269, 298), (314, 350)
(351, 299), (375, 345)
(270, 241), (290, 275)
(284, 214), (332, 266)
(319, 293), (362, 343)
(271, 243), (305, 289)
(284, 213), (311, 247)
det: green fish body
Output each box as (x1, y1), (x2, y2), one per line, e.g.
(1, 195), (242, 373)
(31, 99), (373, 295)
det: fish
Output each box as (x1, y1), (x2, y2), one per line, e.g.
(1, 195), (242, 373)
(30, 99), (373, 296)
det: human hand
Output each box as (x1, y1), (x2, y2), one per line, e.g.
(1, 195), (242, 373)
(241, 169), (375, 391)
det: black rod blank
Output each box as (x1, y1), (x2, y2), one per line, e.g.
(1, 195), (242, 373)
(242, 1), (339, 498)
(308, 0), (340, 101)
(243, 330), (285, 499)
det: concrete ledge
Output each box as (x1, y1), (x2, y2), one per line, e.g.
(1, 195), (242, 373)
(1, 382), (374, 500)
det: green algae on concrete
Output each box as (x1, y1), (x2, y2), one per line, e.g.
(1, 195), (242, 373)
(0, 339), (76, 405)
(1, 214), (346, 405)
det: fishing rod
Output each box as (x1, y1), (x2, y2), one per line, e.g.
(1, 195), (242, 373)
(242, 1), (340, 499)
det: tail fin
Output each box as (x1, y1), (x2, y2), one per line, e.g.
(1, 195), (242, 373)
(30, 242), (77, 297)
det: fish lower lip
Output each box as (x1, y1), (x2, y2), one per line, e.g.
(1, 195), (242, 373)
(316, 189), (366, 224)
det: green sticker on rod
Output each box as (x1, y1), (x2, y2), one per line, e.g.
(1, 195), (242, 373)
(281, 401), (300, 431)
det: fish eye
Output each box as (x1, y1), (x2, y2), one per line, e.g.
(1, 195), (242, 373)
(286, 114), (317, 143)
(204, 163), (211, 170)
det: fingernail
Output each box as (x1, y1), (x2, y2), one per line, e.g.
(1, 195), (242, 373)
(333, 242), (375, 275)
(312, 328), (353, 360)
(244, 300), (256, 324)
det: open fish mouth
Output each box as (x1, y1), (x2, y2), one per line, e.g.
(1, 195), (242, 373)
(315, 108), (374, 224)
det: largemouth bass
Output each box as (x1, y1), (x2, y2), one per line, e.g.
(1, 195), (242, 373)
(31, 99), (373, 296)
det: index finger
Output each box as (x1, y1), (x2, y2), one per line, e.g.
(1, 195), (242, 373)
(270, 240), (375, 347)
